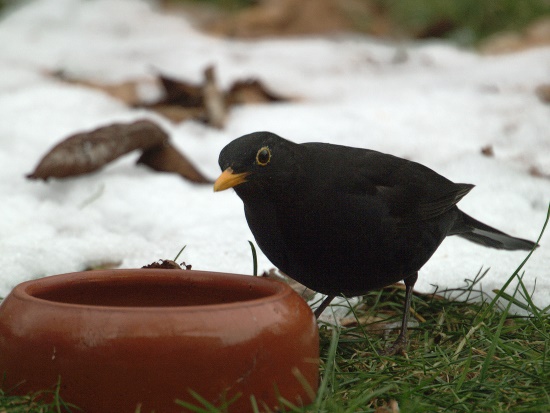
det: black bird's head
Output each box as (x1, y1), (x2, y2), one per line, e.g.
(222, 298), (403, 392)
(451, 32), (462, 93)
(214, 132), (302, 198)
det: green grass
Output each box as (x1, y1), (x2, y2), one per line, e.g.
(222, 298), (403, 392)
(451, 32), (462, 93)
(375, 0), (550, 44)
(0, 380), (76, 413)
(1, 205), (548, 412)
(164, 0), (550, 45)
(310, 280), (549, 412)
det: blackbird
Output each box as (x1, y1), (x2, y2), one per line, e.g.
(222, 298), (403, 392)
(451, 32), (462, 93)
(214, 131), (537, 354)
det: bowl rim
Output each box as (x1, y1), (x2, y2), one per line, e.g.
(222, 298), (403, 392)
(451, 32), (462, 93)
(9, 269), (298, 314)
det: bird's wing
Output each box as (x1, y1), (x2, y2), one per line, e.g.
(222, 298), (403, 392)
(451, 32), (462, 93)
(304, 143), (474, 225)
(373, 159), (474, 224)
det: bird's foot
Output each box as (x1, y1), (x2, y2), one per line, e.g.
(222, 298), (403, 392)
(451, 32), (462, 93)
(379, 334), (408, 356)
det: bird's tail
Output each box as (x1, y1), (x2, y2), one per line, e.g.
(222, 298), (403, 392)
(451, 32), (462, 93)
(451, 210), (537, 251)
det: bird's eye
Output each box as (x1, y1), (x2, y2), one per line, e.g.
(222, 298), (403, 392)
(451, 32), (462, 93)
(256, 147), (271, 166)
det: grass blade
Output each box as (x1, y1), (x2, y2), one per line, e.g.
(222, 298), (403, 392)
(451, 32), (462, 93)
(248, 240), (258, 276)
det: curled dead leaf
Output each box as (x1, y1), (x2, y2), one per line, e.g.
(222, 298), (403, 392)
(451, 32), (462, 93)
(143, 66), (227, 127)
(156, 73), (204, 107)
(226, 79), (288, 105)
(143, 66), (288, 127)
(27, 120), (168, 180)
(54, 65), (289, 128)
(27, 119), (211, 184)
(137, 141), (212, 184)
(142, 105), (206, 124)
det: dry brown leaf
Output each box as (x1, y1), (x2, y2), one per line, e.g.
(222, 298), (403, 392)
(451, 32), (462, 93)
(143, 104), (206, 123)
(226, 79), (289, 105)
(157, 73), (204, 107)
(143, 67), (228, 127)
(53, 65), (289, 128)
(27, 119), (211, 184)
(51, 70), (145, 106)
(27, 120), (168, 180)
(137, 141), (212, 184)
(143, 66), (288, 127)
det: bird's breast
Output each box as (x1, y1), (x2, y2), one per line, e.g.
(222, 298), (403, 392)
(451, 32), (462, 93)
(243, 191), (410, 293)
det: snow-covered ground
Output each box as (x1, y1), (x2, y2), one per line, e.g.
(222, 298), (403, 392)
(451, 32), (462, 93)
(1, 0), (549, 313)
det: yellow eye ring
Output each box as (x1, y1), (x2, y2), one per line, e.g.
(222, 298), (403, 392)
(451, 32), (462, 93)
(256, 146), (271, 166)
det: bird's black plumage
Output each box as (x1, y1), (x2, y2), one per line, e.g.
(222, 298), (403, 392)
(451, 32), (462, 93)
(215, 131), (536, 354)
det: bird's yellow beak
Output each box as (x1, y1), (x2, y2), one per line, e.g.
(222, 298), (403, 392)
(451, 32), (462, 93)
(213, 168), (250, 192)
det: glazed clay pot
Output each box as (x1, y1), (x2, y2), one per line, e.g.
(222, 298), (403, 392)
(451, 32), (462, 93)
(0, 269), (319, 412)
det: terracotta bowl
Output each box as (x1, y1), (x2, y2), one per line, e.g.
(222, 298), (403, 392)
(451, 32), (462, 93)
(0, 269), (319, 412)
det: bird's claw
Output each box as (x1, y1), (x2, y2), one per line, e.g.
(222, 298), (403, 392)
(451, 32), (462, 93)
(379, 334), (408, 356)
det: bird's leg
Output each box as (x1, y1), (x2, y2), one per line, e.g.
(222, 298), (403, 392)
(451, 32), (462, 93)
(313, 295), (335, 318)
(381, 272), (418, 356)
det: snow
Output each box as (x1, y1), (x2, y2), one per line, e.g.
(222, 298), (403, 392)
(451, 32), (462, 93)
(1, 0), (549, 314)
